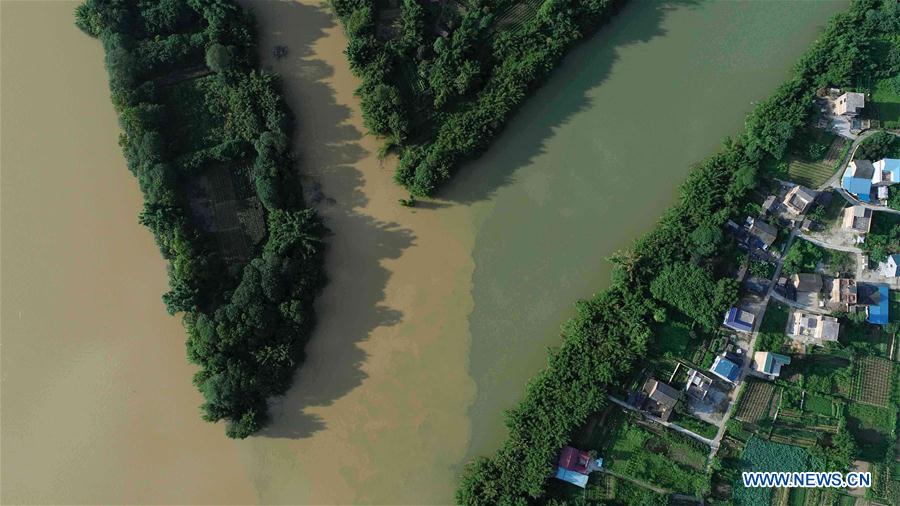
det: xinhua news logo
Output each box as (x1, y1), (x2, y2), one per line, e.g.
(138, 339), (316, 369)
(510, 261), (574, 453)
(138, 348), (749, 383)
(742, 472), (871, 489)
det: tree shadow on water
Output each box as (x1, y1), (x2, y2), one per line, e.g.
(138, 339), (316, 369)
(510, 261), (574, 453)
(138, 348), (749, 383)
(241, 0), (416, 439)
(439, 0), (700, 205)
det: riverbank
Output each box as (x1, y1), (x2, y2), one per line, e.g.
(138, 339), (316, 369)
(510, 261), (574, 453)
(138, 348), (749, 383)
(237, 0), (479, 502)
(1, 3), (255, 502)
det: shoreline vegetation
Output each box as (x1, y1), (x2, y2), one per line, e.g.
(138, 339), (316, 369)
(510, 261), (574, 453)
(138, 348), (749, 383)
(454, 0), (898, 503)
(330, 0), (624, 196)
(75, 0), (327, 438)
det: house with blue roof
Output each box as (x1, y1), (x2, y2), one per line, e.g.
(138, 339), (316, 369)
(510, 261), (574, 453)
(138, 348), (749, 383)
(710, 355), (740, 383)
(861, 283), (890, 325)
(723, 307), (755, 333)
(842, 159), (900, 203)
(842, 160), (875, 202)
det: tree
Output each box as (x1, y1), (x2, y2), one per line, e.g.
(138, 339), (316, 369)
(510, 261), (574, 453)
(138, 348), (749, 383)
(856, 131), (899, 161)
(205, 43), (231, 73)
(650, 262), (738, 331)
(689, 223), (723, 257)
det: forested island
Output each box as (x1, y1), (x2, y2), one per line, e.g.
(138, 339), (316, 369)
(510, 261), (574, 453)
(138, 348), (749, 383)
(454, 0), (900, 503)
(331, 0), (623, 196)
(75, 0), (327, 438)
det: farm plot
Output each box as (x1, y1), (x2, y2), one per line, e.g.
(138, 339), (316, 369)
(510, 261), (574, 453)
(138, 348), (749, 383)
(735, 380), (775, 424)
(186, 163), (266, 264)
(491, 0), (543, 34)
(599, 416), (709, 496)
(853, 355), (894, 408)
(787, 136), (846, 188)
(733, 437), (810, 506)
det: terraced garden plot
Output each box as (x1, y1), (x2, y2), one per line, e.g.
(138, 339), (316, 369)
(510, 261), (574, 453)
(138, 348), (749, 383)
(854, 355), (894, 407)
(735, 380), (775, 424)
(787, 136), (846, 188)
(492, 0), (543, 34)
(186, 163), (266, 264)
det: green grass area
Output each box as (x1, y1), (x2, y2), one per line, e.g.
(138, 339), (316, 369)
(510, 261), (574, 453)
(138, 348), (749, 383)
(872, 76), (900, 127)
(672, 410), (719, 439)
(733, 437), (810, 506)
(847, 403), (898, 461)
(805, 393), (836, 416)
(651, 313), (694, 359)
(890, 290), (900, 324)
(755, 301), (790, 353)
(840, 319), (892, 358)
(781, 352), (853, 398)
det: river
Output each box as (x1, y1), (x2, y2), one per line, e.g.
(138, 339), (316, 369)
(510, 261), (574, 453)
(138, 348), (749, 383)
(1, 0), (845, 504)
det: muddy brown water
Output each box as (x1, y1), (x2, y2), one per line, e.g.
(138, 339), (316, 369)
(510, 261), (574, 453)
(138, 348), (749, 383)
(2, 0), (845, 503)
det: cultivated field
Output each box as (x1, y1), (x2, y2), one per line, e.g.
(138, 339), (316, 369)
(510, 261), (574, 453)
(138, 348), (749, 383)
(735, 380), (775, 424)
(853, 355), (894, 408)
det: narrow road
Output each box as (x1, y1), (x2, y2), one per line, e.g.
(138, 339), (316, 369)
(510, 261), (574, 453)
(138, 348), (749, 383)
(819, 130), (878, 191)
(599, 469), (672, 496)
(796, 232), (862, 253)
(707, 230), (798, 463)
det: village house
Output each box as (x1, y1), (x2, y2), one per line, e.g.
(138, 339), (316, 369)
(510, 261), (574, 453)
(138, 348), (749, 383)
(877, 254), (900, 277)
(788, 310), (840, 346)
(640, 378), (679, 421)
(841, 158), (900, 203)
(842, 160), (876, 202)
(859, 282), (890, 325)
(826, 277), (859, 312)
(710, 354), (741, 384)
(753, 352), (791, 379)
(554, 446), (602, 488)
(835, 91), (865, 116)
(723, 306), (755, 333)
(747, 218), (777, 250)
(762, 195), (779, 215)
(842, 205), (873, 234)
(783, 186), (817, 215)
(792, 273), (823, 306)
(685, 369), (713, 400)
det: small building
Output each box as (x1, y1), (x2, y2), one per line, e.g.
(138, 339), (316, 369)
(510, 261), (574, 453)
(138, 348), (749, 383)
(554, 446), (602, 488)
(788, 311), (840, 345)
(793, 273), (823, 292)
(685, 369), (713, 400)
(747, 218), (777, 250)
(875, 158), (900, 185)
(835, 91), (865, 116)
(753, 352), (791, 379)
(859, 282), (890, 325)
(710, 355), (741, 384)
(783, 186), (817, 215)
(842, 160), (875, 202)
(878, 254), (900, 277)
(792, 273), (823, 306)
(762, 195), (778, 215)
(641, 378), (679, 421)
(827, 277), (859, 312)
(723, 306), (755, 333)
(842, 205), (873, 234)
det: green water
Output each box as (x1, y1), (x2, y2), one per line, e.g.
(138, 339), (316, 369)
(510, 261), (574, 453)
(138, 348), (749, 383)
(450, 0), (848, 460)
